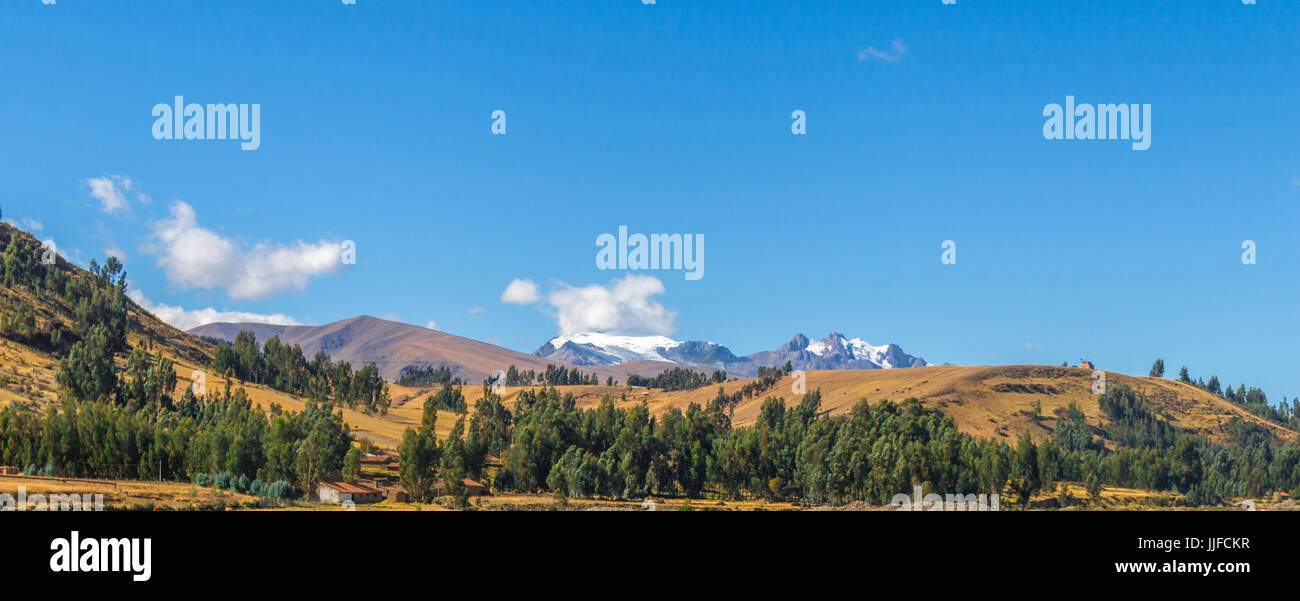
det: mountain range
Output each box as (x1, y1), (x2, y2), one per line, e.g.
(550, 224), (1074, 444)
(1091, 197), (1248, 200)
(535, 331), (927, 376)
(188, 316), (685, 383)
(190, 316), (928, 383)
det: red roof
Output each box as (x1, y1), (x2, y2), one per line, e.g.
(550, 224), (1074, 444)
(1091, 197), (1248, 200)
(462, 478), (485, 488)
(321, 481), (384, 494)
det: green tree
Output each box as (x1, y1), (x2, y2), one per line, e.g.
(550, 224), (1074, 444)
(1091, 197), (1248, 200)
(343, 446), (362, 483)
(1010, 433), (1040, 509)
(442, 416), (470, 507)
(398, 426), (440, 502)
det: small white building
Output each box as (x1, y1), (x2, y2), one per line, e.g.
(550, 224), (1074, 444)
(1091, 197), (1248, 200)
(318, 481), (385, 504)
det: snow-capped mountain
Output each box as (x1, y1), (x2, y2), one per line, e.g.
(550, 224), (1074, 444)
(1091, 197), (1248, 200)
(534, 333), (686, 365)
(534, 331), (927, 375)
(535, 332), (747, 370)
(748, 332), (928, 372)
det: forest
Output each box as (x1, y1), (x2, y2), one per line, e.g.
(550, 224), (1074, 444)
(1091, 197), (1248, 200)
(410, 381), (1300, 507)
(0, 232), (351, 500)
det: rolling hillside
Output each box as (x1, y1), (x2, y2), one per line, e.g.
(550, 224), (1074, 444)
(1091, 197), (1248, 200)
(3, 219), (1294, 455)
(0, 223), (212, 407)
(457, 365), (1300, 447)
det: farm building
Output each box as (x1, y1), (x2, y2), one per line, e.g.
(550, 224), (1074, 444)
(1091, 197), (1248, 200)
(359, 477), (409, 502)
(318, 481), (385, 504)
(383, 486), (409, 503)
(359, 454), (398, 468)
(463, 478), (489, 497)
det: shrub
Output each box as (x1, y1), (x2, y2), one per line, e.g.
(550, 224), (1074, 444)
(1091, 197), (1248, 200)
(262, 480), (294, 502)
(213, 471), (233, 490)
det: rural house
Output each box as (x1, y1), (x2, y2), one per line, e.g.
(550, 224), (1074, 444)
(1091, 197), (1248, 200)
(318, 481), (385, 504)
(360, 454), (398, 469)
(463, 478), (489, 497)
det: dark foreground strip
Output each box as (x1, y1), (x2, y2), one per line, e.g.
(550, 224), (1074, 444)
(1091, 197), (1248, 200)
(3, 509), (1286, 592)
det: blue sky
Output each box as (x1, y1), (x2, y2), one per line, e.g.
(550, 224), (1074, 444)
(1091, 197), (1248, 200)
(1, 1), (1297, 399)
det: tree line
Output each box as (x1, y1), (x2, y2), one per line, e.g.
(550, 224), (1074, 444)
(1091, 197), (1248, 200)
(211, 331), (392, 415)
(1153, 357), (1300, 432)
(626, 366), (727, 391)
(394, 381), (1300, 507)
(502, 364), (600, 387)
(397, 364), (462, 387)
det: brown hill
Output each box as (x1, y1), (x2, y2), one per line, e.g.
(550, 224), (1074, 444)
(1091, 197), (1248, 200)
(188, 315), (686, 384)
(447, 365), (1298, 448)
(575, 365), (1297, 446)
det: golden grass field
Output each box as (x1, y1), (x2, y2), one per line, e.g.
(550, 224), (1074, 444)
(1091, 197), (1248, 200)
(0, 474), (257, 509)
(453, 365), (1296, 446)
(5, 471), (1290, 511)
(8, 338), (1293, 451)
(5, 312), (1295, 454)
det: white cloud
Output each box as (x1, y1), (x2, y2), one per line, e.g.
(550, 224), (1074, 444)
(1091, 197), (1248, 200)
(104, 245), (127, 262)
(86, 174), (148, 213)
(1024, 342), (1044, 351)
(500, 278), (540, 304)
(129, 290), (300, 331)
(547, 274), (676, 336)
(424, 320), (438, 330)
(147, 200), (348, 300)
(858, 39), (907, 63)
(21, 218), (42, 232)
(468, 306), (485, 315)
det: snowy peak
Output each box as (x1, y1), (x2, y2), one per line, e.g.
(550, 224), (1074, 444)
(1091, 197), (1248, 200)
(747, 332), (928, 373)
(801, 332), (918, 368)
(534, 332), (747, 371)
(533, 330), (927, 375)
(535, 332), (685, 365)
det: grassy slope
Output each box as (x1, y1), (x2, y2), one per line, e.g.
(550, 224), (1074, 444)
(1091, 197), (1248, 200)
(453, 364), (1299, 447)
(0, 223), (212, 408)
(2, 223), (1294, 452)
